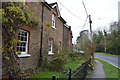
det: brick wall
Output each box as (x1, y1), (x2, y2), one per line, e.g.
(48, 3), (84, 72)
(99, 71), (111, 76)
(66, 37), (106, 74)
(63, 26), (73, 53)
(18, 26), (41, 72)
(18, 2), (42, 72)
(2, 2), (73, 78)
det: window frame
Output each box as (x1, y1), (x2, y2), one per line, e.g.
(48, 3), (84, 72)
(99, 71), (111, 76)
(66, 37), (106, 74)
(17, 29), (30, 57)
(48, 38), (54, 55)
(52, 13), (56, 29)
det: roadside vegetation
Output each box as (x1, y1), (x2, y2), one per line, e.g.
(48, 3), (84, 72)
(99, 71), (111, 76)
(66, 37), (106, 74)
(95, 58), (120, 79)
(32, 72), (64, 78)
(95, 52), (120, 57)
(31, 52), (85, 78)
(92, 22), (120, 55)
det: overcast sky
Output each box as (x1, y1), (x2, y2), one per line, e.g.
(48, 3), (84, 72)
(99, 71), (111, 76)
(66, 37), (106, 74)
(46, 0), (118, 43)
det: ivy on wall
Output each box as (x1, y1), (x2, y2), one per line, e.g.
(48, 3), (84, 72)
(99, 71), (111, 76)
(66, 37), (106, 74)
(2, 2), (40, 78)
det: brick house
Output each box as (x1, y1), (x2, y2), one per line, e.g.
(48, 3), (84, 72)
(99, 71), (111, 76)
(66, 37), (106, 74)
(63, 24), (73, 53)
(2, 1), (73, 78)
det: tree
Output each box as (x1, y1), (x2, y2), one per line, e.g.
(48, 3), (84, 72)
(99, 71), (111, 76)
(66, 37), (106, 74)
(92, 21), (120, 55)
(76, 30), (91, 51)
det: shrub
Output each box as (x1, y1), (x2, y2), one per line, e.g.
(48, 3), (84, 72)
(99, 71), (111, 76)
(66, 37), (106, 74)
(48, 56), (66, 72)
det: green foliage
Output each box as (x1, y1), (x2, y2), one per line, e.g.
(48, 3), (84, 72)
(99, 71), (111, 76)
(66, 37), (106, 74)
(48, 55), (66, 71)
(64, 57), (85, 71)
(2, 2), (40, 27)
(84, 43), (95, 61)
(31, 72), (64, 78)
(69, 52), (79, 60)
(2, 2), (40, 78)
(16, 51), (21, 55)
(2, 2), (40, 54)
(93, 22), (120, 55)
(76, 30), (91, 51)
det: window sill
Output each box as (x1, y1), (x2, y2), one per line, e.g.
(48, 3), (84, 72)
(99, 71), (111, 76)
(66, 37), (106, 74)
(48, 52), (54, 55)
(52, 27), (56, 30)
(18, 54), (31, 58)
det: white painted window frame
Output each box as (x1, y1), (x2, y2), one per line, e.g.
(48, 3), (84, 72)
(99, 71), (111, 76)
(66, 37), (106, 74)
(17, 29), (30, 57)
(48, 39), (54, 55)
(52, 13), (56, 29)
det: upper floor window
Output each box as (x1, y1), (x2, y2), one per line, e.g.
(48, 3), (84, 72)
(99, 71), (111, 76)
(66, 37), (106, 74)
(52, 13), (56, 29)
(17, 29), (30, 57)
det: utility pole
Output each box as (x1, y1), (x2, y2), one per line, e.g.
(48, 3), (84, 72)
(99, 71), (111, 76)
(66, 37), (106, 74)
(88, 15), (92, 42)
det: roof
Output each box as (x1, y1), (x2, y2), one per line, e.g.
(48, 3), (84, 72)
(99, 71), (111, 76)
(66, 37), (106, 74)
(42, 2), (52, 10)
(49, 2), (61, 17)
(58, 16), (66, 23)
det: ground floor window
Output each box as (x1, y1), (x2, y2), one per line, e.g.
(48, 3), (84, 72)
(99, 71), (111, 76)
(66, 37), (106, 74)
(17, 29), (30, 57)
(48, 38), (54, 55)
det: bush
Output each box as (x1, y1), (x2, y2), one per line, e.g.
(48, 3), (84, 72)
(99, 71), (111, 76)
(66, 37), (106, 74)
(48, 56), (66, 72)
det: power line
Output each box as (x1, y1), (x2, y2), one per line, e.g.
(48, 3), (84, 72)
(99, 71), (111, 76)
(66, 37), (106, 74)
(82, 0), (88, 17)
(81, 16), (89, 30)
(56, 0), (84, 21)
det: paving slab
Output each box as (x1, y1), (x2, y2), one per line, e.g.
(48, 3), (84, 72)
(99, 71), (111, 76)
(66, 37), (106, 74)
(86, 60), (106, 79)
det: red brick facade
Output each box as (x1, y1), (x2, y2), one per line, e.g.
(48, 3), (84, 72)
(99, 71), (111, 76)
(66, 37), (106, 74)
(2, 1), (73, 77)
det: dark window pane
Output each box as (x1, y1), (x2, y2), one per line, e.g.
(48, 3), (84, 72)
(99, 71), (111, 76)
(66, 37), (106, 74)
(17, 47), (19, 51)
(20, 47), (22, 51)
(25, 32), (27, 36)
(19, 42), (22, 46)
(25, 37), (27, 41)
(18, 36), (20, 40)
(21, 32), (24, 36)
(21, 36), (24, 41)
(22, 42), (26, 46)
(23, 48), (25, 52)
(18, 32), (20, 36)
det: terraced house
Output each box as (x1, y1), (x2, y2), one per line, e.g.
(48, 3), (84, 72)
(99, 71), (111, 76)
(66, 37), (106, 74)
(2, 1), (73, 78)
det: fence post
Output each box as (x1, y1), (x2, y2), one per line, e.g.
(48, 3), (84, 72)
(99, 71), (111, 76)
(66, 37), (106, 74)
(68, 69), (71, 80)
(52, 75), (56, 80)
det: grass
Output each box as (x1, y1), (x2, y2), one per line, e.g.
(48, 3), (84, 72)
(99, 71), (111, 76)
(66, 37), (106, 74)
(31, 57), (85, 78)
(64, 57), (85, 70)
(31, 72), (64, 78)
(95, 52), (120, 57)
(95, 58), (120, 79)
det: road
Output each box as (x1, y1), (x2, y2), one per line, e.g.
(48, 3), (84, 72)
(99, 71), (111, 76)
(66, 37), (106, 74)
(94, 54), (120, 69)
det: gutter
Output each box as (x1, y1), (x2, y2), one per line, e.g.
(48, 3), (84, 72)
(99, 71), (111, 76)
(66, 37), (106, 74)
(39, 2), (44, 66)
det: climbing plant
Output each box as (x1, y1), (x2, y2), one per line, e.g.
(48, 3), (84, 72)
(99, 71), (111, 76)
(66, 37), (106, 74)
(2, 2), (40, 78)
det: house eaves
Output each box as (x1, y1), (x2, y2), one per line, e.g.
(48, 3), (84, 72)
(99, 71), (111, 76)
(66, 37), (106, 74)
(49, 2), (61, 17)
(58, 16), (66, 23)
(42, 1), (52, 10)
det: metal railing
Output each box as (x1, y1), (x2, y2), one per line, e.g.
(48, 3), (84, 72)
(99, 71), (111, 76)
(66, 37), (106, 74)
(52, 58), (91, 80)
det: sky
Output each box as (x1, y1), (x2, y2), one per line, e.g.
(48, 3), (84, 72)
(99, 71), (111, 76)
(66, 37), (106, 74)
(46, 0), (119, 43)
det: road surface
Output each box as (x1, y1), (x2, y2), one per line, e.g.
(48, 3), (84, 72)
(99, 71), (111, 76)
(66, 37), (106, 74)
(94, 54), (120, 69)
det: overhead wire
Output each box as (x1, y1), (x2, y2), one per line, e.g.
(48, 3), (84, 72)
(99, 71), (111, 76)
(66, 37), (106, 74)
(81, 16), (89, 30)
(56, 0), (84, 21)
(56, 0), (89, 32)
(82, 0), (88, 17)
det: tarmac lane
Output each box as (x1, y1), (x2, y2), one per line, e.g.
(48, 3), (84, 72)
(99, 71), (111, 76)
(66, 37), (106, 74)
(94, 54), (120, 69)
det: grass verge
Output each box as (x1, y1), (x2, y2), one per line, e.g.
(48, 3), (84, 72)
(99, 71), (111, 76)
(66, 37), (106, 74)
(95, 58), (120, 79)
(64, 57), (85, 70)
(95, 52), (120, 57)
(31, 72), (64, 78)
(31, 57), (85, 78)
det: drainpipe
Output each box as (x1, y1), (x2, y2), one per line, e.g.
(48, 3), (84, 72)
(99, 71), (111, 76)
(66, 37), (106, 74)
(39, 3), (44, 66)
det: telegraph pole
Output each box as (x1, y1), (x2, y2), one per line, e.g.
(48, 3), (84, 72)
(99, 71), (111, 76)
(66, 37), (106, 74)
(88, 15), (92, 42)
